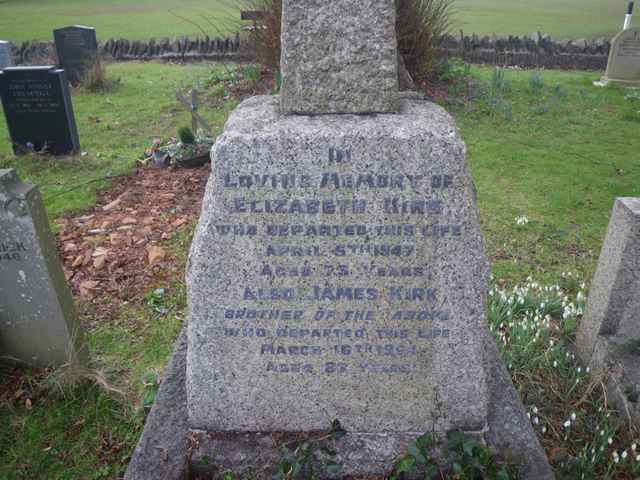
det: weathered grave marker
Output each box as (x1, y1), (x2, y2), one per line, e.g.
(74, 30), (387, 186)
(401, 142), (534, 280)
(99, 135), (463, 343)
(0, 41), (14, 70)
(577, 198), (640, 422)
(53, 25), (98, 86)
(0, 66), (80, 155)
(126, 1), (553, 478)
(176, 89), (211, 135)
(596, 27), (640, 86)
(0, 169), (86, 366)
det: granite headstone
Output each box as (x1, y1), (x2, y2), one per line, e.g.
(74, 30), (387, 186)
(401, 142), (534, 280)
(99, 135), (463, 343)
(0, 66), (80, 155)
(0, 41), (14, 70)
(126, 1), (553, 477)
(577, 198), (640, 356)
(0, 169), (86, 366)
(598, 27), (640, 86)
(576, 198), (640, 424)
(53, 25), (98, 86)
(279, 0), (399, 114)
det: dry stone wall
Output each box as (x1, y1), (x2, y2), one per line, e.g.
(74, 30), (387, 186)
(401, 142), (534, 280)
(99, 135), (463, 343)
(7, 32), (611, 70)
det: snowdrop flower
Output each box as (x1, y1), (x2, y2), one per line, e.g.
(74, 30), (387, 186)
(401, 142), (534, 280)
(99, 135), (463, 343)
(613, 451), (620, 463)
(542, 426), (547, 434)
(622, 450), (628, 459)
(571, 412), (577, 421)
(632, 443), (637, 451)
(636, 454), (640, 462)
(608, 437), (613, 445)
(515, 215), (529, 226)
(564, 420), (571, 428)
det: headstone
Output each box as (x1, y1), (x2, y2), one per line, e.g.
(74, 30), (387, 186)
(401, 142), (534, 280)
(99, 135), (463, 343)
(577, 197), (640, 359)
(0, 66), (80, 155)
(596, 27), (640, 86)
(576, 198), (640, 423)
(0, 169), (86, 366)
(126, 1), (553, 478)
(0, 41), (14, 70)
(279, 0), (399, 114)
(53, 25), (98, 86)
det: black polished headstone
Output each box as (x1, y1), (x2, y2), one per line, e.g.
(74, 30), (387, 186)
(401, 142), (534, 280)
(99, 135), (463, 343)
(0, 41), (14, 70)
(0, 66), (80, 155)
(53, 25), (98, 86)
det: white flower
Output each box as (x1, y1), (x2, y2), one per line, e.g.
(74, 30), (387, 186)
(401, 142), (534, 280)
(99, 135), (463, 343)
(636, 454), (640, 462)
(553, 361), (558, 368)
(515, 215), (529, 226)
(542, 426), (547, 434)
(571, 412), (577, 421)
(533, 406), (538, 414)
(600, 430), (605, 436)
(608, 437), (613, 445)
(533, 417), (539, 425)
(564, 420), (571, 428)
(632, 443), (637, 451)
(622, 450), (628, 459)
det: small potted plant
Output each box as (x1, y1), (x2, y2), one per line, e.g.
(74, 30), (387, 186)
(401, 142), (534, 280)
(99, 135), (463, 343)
(165, 127), (214, 168)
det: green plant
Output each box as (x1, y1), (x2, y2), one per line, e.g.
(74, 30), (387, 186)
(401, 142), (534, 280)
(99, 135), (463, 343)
(389, 433), (439, 479)
(529, 71), (545, 92)
(177, 126), (196, 145)
(272, 420), (344, 480)
(395, 0), (455, 81)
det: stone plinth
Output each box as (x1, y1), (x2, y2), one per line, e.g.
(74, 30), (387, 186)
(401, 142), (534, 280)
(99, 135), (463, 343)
(0, 169), (86, 366)
(279, 0), (399, 114)
(187, 95), (490, 434)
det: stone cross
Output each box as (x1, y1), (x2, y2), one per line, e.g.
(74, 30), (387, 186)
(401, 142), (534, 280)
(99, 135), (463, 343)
(279, 0), (399, 114)
(0, 169), (87, 366)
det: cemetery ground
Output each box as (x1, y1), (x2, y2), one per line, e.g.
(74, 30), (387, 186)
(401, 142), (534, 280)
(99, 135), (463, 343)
(0, 0), (625, 43)
(0, 61), (639, 478)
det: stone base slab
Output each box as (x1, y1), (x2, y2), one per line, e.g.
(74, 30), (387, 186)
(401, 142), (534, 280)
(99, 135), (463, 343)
(125, 327), (554, 479)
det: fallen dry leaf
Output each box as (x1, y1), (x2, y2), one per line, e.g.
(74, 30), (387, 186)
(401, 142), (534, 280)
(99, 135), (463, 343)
(147, 246), (166, 265)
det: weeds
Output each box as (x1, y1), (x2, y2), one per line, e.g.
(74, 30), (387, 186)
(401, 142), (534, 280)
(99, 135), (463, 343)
(80, 60), (120, 93)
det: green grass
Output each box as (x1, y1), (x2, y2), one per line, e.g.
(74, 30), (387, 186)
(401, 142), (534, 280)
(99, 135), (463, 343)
(0, 0), (627, 43)
(0, 62), (237, 219)
(449, 66), (639, 283)
(1, 62), (640, 478)
(455, 0), (625, 39)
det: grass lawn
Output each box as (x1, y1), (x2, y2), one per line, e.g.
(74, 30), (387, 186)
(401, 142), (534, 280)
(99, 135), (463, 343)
(0, 62), (639, 478)
(0, 0), (627, 43)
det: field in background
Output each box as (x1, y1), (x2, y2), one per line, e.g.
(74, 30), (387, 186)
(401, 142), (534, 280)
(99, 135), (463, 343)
(0, 0), (627, 43)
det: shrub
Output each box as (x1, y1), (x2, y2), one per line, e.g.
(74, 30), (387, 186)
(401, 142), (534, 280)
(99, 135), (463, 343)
(395, 0), (455, 81)
(246, 0), (282, 72)
(178, 126), (196, 145)
(80, 60), (120, 92)
(246, 0), (454, 82)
